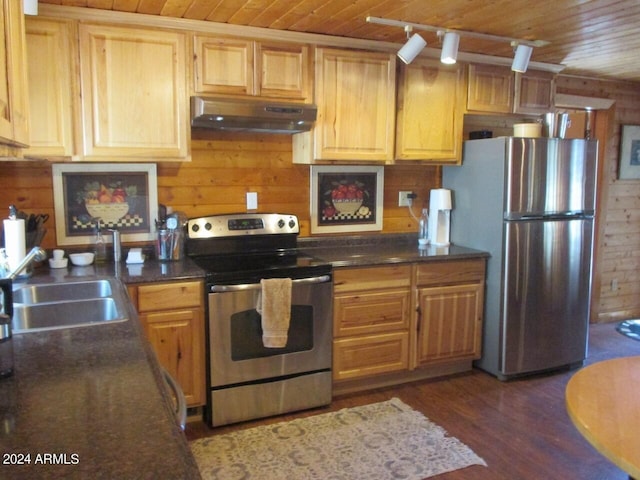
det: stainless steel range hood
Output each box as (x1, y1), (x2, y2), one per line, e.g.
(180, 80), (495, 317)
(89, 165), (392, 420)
(191, 96), (316, 134)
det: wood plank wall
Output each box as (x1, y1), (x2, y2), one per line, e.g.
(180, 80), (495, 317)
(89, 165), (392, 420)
(0, 133), (439, 249)
(2, 75), (639, 324)
(556, 76), (640, 322)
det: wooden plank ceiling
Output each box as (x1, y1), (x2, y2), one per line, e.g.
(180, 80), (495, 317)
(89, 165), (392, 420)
(39, 0), (640, 83)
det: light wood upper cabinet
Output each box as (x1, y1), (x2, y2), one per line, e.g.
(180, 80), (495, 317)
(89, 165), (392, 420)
(193, 36), (311, 101)
(24, 17), (77, 158)
(514, 70), (555, 114)
(467, 63), (555, 115)
(294, 47), (396, 163)
(395, 59), (466, 163)
(0, 0), (29, 149)
(78, 24), (189, 161)
(467, 64), (514, 113)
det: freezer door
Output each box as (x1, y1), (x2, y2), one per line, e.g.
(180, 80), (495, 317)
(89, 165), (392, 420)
(501, 218), (593, 376)
(505, 138), (598, 218)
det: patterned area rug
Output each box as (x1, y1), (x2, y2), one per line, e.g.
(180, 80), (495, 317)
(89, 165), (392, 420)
(616, 319), (640, 341)
(191, 397), (487, 480)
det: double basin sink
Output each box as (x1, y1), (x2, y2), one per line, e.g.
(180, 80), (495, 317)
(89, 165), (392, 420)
(11, 278), (128, 333)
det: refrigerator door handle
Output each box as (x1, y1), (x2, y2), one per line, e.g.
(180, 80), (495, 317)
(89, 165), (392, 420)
(508, 211), (592, 221)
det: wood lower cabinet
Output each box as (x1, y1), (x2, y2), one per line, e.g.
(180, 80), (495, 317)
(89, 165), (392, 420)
(127, 280), (205, 407)
(415, 259), (486, 366)
(333, 265), (411, 381)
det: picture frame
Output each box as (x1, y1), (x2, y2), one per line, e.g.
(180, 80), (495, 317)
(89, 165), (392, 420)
(618, 125), (640, 179)
(52, 163), (158, 246)
(310, 165), (384, 234)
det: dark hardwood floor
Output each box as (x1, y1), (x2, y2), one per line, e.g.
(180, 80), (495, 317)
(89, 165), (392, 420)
(186, 322), (640, 479)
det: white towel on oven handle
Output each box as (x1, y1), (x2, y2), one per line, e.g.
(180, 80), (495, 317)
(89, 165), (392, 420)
(257, 278), (292, 348)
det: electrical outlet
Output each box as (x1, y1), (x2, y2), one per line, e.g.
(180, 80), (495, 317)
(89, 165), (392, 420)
(398, 191), (413, 207)
(611, 278), (619, 291)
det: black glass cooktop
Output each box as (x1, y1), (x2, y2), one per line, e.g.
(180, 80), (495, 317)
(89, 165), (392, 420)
(191, 250), (332, 285)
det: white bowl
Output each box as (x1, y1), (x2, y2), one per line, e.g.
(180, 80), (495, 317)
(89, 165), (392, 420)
(49, 258), (68, 269)
(69, 252), (95, 266)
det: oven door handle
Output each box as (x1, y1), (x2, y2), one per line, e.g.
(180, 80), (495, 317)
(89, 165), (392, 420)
(210, 274), (331, 293)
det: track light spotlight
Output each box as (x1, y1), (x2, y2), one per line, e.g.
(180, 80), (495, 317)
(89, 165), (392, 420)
(440, 32), (460, 64)
(512, 43), (533, 73)
(397, 27), (427, 64)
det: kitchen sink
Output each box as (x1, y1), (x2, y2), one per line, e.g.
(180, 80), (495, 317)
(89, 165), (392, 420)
(11, 278), (128, 334)
(12, 298), (126, 333)
(12, 279), (113, 304)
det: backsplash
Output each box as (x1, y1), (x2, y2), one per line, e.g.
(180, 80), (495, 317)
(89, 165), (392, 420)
(0, 132), (439, 249)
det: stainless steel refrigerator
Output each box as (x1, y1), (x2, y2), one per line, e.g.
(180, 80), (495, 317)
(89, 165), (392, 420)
(443, 137), (598, 380)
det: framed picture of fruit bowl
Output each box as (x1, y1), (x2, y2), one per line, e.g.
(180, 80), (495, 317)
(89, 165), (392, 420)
(310, 165), (384, 234)
(52, 163), (158, 246)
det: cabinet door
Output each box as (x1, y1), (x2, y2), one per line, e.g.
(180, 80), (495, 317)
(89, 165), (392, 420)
(334, 289), (411, 337)
(78, 24), (189, 160)
(313, 48), (395, 162)
(256, 42), (310, 101)
(334, 331), (409, 380)
(514, 70), (555, 114)
(25, 18), (77, 158)
(0, 0), (29, 147)
(467, 64), (513, 113)
(193, 36), (254, 95)
(416, 283), (484, 365)
(396, 59), (466, 163)
(141, 308), (205, 407)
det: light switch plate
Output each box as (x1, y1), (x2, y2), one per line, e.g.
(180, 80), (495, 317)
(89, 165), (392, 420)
(246, 192), (258, 210)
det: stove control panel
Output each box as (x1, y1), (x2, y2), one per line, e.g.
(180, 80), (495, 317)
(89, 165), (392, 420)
(187, 213), (299, 239)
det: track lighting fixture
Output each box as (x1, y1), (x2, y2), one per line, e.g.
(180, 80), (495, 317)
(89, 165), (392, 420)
(366, 16), (548, 69)
(439, 32), (460, 64)
(397, 26), (427, 64)
(511, 43), (533, 73)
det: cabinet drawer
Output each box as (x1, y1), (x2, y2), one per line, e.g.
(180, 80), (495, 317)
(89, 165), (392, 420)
(333, 331), (409, 381)
(137, 281), (203, 313)
(416, 259), (485, 287)
(334, 289), (410, 337)
(334, 265), (411, 293)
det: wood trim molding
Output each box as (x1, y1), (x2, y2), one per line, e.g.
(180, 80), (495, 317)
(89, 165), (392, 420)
(38, 4), (565, 74)
(555, 93), (615, 110)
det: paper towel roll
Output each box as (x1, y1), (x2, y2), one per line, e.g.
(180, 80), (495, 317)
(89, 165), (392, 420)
(3, 218), (26, 272)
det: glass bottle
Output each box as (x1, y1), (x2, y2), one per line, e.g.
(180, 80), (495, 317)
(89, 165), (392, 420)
(418, 209), (429, 247)
(93, 220), (107, 264)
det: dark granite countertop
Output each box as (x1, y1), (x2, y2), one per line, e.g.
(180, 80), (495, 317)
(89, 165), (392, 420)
(0, 275), (202, 479)
(298, 234), (489, 268)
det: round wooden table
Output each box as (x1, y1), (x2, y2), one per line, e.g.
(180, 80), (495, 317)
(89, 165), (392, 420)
(566, 356), (640, 478)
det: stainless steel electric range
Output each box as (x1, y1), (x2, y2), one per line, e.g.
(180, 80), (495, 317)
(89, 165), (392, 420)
(185, 213), (333, 427)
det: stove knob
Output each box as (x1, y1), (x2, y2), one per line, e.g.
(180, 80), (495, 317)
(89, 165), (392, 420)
(192, 224), (200, 232)
(278, 219), (285, 228)
(288, 219), (296, 229)
(205, 222), (212, 230)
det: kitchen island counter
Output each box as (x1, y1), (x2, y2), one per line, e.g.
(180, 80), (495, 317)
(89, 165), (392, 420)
(0, 276), (201, 479)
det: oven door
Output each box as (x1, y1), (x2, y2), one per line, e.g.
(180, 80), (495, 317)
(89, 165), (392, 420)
(208, 275), (332, 387)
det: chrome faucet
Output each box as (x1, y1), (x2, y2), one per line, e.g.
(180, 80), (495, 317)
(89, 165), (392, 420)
(4, 247), (47, 279)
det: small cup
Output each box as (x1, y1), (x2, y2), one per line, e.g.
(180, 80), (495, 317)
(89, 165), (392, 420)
(53, 249), (65, 261)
